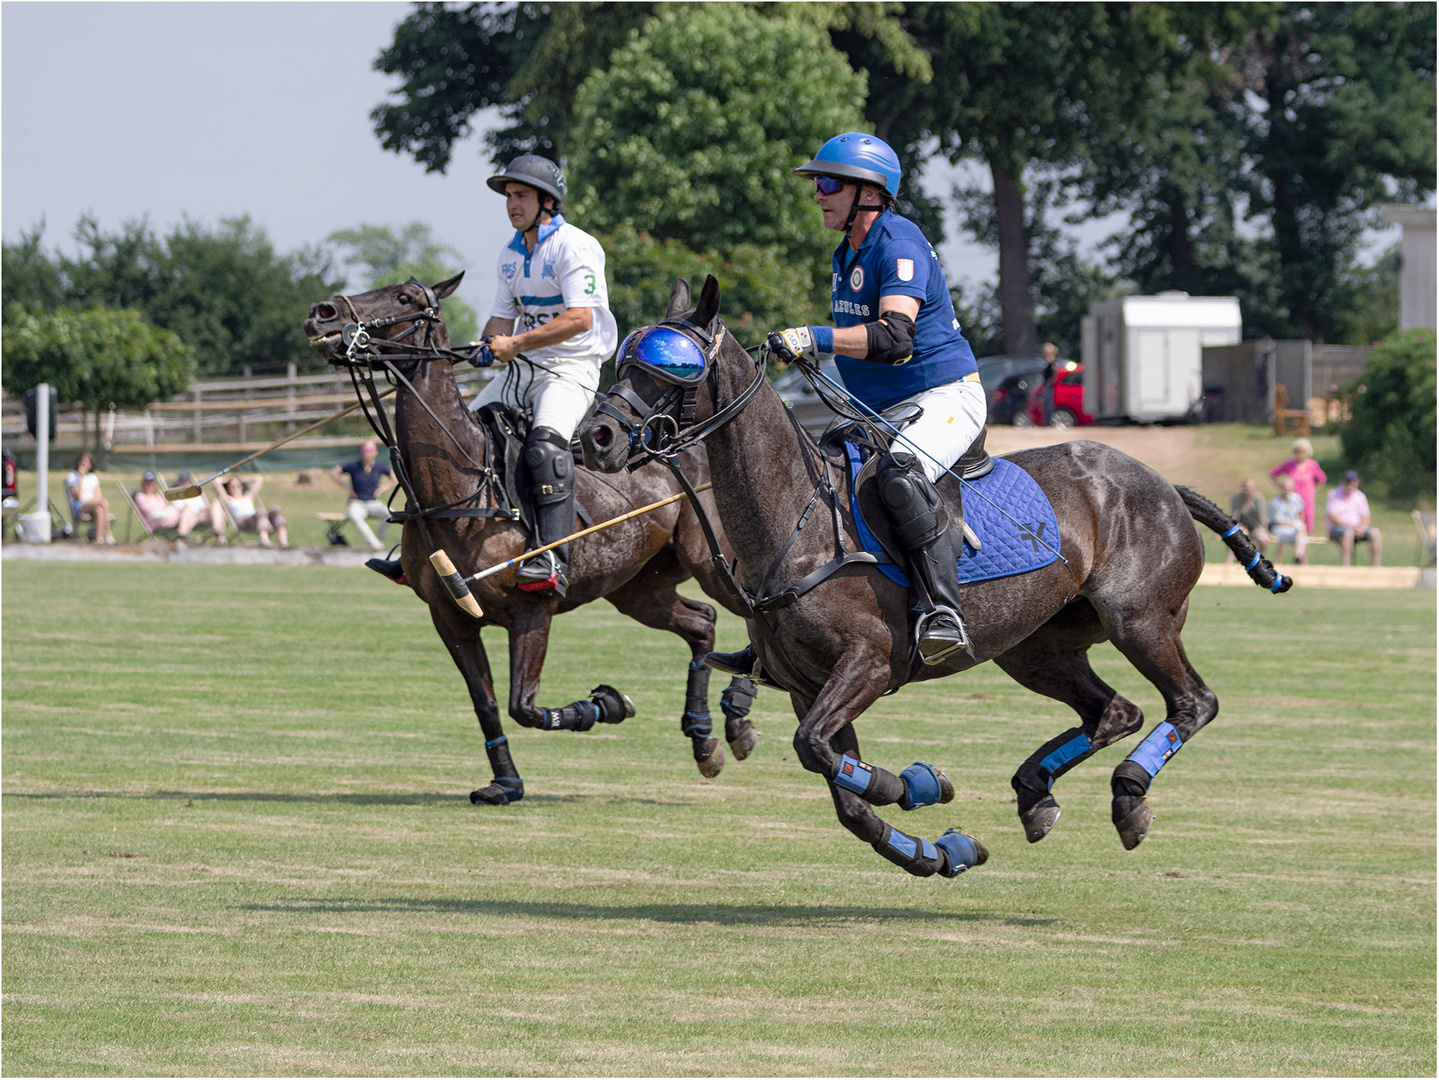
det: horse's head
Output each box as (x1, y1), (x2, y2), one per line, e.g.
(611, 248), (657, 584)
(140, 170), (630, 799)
(580, 274), (753, 473)
(304, 273), (464, 367)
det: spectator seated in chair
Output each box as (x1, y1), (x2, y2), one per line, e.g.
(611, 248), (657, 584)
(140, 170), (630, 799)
(1266, 472), (1308, 566)
(1225, 478), (1271, 563)
(1326, 470), (1383, 568)
(64, 451), (114, 544)
(133, 471), (226, 542)
(329, 439), (397, 551)
(216, 475), (288, 548)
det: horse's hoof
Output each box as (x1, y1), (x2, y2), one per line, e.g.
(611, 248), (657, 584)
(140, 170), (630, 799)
(1019, 795), (1061, 843)
(694, 737), (725, 778)
(937, 769), (955, 804)
(470, 784), (510, 806)
(727, 720), (759, 760)
(1113, 796), (1152, 850)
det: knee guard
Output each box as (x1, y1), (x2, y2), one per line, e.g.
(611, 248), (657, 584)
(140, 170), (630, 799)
(523, 426), (573, 509)
(879, 453), (946, 549)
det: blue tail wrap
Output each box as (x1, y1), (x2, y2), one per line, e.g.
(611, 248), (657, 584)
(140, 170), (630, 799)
(1128, 722), (1183, 778)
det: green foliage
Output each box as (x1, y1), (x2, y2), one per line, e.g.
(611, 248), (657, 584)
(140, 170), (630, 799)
(1, 223), (67, 315)
(1335, 243), (1401, 346)
(567, 5), (867, 324)
(601, 224), (825, 343)
(2, 217), (346, 378)
(327, 223), (479, 344)
(1340, 328), (1437, 501)
(1235, 3), (1436, 341)
(2, 304), (196, 420)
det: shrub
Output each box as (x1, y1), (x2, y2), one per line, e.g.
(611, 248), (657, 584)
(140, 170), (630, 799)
(1340, 328), (1436, 501)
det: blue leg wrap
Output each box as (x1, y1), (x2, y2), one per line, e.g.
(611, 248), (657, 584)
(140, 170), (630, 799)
(1127, 721), (1183, 778)
(935, 829), (981, 877)
(884, 826), (938, 864)
(1037, 732), (1092, 791)
(484, 735), (508, 749)
(833, 754), (875, 796)
(899, 761), (944, 810)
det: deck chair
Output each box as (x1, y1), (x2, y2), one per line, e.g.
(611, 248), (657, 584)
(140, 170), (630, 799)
(1412, 510), (1436, 566)
(1272, 384), (1311, 437)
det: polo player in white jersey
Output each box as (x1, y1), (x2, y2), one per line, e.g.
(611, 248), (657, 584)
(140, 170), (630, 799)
(467, 155), (618, 596)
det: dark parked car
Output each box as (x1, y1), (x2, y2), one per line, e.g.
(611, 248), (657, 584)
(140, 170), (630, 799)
(772, 359), (845, 436)
(977, 355), (1049, 426)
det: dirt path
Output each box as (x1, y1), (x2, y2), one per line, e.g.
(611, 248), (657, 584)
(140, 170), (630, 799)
(986, 425), (1205, 481)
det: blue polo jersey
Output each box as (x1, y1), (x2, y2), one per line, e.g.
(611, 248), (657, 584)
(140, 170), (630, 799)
(830, 209), (978, 412)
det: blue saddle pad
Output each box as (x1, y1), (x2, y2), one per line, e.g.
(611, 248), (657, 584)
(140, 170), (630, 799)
(846, 445), (1061, 587)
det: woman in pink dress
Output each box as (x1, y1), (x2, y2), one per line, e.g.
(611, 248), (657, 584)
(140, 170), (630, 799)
(1269, 437), (1326, 536)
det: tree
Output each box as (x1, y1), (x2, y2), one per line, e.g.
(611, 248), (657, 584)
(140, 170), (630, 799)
(2, 304), (197, 442)
(327, 223), (480, 343)
(3, 215), (346, 377)
(1340, 328), (1436, 501)
(565, 5), (869, 329)
(843, 3), (1185, 356)
(1235, 3), (1436, 341)
(371, 2), (927, 169)
(1, 223), (68, 316)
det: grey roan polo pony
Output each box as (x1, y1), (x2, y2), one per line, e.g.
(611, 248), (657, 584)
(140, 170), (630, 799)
(578, 276), (1291, 880)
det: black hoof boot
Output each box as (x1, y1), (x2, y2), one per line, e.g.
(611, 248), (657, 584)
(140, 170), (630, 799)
(366, 557), (407, 584)
(589, 684), (636, 724)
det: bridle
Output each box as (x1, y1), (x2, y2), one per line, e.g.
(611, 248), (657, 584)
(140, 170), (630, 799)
(595, 314), (882, 698)
(591, 312), (768, 462)
(316, 282), (517, 553)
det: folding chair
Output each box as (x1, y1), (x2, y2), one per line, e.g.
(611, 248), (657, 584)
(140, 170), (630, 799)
(1412, 510), (1436, 566)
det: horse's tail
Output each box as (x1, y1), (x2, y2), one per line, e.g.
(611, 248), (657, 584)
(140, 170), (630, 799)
(1175, 485), (1293, 594)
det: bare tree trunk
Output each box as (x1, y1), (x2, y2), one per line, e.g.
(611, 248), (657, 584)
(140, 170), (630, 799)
(992, 162), (1038, 356)
(1167, 192), (1194, 291)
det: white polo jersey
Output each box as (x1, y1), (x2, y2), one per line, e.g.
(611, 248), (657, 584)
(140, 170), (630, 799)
(491, 215), (618, 373)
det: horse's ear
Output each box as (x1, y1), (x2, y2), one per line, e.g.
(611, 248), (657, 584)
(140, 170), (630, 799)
(665, 278), (692, 318)
(433, 272), (465, 299)
(695, 275), (720, 327)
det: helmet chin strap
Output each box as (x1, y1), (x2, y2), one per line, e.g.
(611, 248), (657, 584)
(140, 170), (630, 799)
(520, 198), (557, 237)
(842, 184), (886, 243)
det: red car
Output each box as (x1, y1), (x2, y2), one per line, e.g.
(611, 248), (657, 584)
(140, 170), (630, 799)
(1022, 360), (1093, 428)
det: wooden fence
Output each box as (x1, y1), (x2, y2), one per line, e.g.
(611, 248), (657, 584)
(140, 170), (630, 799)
(1, 365), (490, 454)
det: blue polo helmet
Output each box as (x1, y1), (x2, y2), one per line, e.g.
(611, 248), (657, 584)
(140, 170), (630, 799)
(793, 133), (902, 198)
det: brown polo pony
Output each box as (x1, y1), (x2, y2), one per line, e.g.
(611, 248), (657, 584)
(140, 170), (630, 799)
(303, 274), (759, 804)
(578, 276), (1290, 879)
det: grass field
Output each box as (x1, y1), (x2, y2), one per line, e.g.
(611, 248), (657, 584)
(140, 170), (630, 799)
(3, 562), (1434, 1076)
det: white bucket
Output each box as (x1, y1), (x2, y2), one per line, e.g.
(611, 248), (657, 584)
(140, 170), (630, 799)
(17, 512), (52, 543)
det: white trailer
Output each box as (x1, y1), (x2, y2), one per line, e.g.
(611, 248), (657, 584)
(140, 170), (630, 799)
(1081, 293), (1242, 423)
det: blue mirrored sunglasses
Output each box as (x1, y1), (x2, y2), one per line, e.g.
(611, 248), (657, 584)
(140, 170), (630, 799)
(616, 326), (708, 386)
(813, 176), (846, 196)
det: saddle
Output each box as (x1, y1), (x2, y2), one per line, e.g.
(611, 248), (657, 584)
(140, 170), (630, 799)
(823, 423), (995, 571)
(466, 402), (592, 541)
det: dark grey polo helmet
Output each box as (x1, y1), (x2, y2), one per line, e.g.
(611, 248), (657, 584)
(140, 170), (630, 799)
(487, 155), (567, 208)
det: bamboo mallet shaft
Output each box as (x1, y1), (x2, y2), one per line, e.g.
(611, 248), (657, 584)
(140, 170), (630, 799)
(428, 482), (715, 619)
(164, 387), (397, 500)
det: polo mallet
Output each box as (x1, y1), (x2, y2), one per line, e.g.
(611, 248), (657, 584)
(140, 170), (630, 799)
(429, 482), (714, 619)
(163, 388), (397, 501)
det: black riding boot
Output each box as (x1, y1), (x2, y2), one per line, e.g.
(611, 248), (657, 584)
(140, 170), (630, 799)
(516, 426), (575, 597)
(878, 452), (972, 665)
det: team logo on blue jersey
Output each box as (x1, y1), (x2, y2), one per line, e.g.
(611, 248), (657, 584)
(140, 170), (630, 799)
(501, 262), (518, 282)
(541, 260), (557, 280)
(850, 266), (864, 292)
